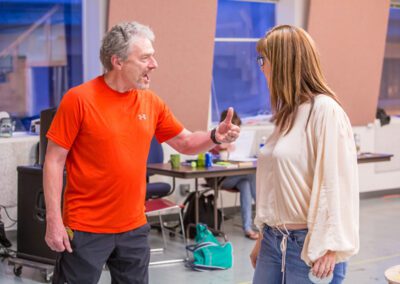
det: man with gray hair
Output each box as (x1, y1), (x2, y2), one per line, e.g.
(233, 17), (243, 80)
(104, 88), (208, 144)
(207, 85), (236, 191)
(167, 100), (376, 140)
(43, 21), (240, 283)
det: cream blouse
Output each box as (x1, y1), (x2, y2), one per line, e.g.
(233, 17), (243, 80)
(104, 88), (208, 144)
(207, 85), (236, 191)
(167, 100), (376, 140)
(255, 95), (359, 266)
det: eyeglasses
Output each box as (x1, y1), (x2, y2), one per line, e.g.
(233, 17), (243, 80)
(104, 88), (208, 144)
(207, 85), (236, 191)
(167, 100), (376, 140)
(257, 56), (265, 67)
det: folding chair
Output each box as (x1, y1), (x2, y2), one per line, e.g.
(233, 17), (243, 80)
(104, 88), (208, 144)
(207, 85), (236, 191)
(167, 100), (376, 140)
(146, 137), (188, 265)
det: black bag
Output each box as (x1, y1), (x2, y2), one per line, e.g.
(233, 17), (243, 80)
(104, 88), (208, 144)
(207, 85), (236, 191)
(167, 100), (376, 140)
(182, 189), (222, 238)
(376, 108), (391, 126)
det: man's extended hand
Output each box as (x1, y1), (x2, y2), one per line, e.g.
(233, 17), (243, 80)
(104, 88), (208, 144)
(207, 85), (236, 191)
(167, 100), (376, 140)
(215, 107), (240, 143)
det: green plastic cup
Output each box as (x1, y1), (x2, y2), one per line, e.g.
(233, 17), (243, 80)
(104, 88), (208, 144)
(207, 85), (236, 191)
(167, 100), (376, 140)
(170, 154), (181, 169)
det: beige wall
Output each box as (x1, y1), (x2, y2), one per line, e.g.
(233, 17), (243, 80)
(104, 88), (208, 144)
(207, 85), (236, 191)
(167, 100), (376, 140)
(109, 0), (391, 128)
(109, 0), (217, 131)
(307, 0), (390, 126)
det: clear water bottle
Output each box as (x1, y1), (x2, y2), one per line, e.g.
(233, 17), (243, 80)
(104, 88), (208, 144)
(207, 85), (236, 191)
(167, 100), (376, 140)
(354, 133), (361, 154)
(256, 136), (267, 157)
(259, 136), (267, 149)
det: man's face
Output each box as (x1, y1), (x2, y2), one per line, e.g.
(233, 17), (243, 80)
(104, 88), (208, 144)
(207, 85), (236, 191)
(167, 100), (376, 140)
(120, 37), (158, 90)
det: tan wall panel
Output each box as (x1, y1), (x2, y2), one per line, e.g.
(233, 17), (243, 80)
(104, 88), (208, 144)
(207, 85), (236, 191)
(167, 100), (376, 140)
(308, 0), (390, 125)
(109, 0), (217, 131)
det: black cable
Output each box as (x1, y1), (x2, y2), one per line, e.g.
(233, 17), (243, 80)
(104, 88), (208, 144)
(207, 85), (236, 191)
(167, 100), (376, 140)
(0, 247), (16, 260)
(0, 205), (17, 223)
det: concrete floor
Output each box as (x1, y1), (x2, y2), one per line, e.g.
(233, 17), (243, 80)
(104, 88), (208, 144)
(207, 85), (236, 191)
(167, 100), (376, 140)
(0, 195), (399, 283)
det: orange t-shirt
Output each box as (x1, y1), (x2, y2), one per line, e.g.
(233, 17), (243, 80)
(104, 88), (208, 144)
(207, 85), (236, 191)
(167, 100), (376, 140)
(47, 76), (184, 233)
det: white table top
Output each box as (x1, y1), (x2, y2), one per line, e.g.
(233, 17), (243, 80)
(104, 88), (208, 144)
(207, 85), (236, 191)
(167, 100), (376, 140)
(0, 132), (39, 144)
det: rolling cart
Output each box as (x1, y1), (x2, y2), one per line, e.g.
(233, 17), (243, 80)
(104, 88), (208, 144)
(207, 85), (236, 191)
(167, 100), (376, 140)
(10, 166), (62, 283)
(8, 256), (54, 283)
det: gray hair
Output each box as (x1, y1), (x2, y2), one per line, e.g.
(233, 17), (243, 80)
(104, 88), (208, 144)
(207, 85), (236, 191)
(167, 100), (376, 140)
(100, 22), (155, 72)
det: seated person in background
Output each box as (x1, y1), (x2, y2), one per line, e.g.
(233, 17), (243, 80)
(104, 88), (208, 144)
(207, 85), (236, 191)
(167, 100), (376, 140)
(209, 110), (259, 240)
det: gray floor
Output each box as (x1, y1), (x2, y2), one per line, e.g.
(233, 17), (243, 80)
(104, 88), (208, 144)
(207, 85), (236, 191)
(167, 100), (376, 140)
(0, 195), (399, 283)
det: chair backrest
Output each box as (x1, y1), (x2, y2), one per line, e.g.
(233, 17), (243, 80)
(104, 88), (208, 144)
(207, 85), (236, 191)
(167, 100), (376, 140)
(146, 137), (172, 199)
(147, 137), (164, 180)
(147, 137), (164, 164)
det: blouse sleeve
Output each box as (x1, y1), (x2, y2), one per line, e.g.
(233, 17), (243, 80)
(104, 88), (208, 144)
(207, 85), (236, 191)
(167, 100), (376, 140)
(301, 98), (360, 265)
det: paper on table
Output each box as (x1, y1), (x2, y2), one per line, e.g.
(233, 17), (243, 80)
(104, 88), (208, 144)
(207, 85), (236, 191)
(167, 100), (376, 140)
(214, 161), (239, 168)
(229, 157), (257, 162)
(228, 130), (256, 161)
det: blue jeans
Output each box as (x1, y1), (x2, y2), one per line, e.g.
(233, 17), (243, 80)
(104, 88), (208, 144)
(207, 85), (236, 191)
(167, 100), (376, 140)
(253, 225), (347, 284)
(221, 174), (256, 232)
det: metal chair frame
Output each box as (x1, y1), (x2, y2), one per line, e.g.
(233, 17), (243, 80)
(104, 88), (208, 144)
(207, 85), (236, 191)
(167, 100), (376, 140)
(146, 137), (187, 265)
(202, 177), (241, 232)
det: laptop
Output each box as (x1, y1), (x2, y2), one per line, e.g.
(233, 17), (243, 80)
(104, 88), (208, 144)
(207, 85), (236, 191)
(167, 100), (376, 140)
(228, 130), (256, 162)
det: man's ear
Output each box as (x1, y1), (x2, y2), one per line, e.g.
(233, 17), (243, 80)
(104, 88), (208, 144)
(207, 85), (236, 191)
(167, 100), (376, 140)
(110, 55), (123, 70)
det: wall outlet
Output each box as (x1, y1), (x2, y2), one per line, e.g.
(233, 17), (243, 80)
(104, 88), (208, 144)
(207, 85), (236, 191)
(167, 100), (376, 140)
(179, 184), (190, 195)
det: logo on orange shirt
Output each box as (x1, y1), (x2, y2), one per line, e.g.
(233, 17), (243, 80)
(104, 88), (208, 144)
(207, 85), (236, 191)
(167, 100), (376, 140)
(138, 114), (147, 120)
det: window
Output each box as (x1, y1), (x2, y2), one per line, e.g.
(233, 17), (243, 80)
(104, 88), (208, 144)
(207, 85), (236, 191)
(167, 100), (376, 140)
(211, 0), (276, 123)
(378, 5), (400, 113)
(0, 0), (83, 129)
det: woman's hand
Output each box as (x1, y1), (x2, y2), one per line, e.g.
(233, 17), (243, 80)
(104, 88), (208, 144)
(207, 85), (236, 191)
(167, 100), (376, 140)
(312, 250), (336, 279)
(249, 234), (262, 269)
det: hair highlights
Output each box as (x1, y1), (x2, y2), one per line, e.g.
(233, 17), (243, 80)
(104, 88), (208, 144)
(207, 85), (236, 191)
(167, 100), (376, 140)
(256, 25), (339, 134)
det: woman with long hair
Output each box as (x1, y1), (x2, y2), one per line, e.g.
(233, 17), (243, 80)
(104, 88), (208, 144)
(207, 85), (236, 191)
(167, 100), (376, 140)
(250, 25), (359, 284)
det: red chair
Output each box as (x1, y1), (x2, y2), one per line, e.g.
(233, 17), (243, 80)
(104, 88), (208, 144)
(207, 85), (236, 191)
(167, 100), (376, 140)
(145, 137), (188, 265)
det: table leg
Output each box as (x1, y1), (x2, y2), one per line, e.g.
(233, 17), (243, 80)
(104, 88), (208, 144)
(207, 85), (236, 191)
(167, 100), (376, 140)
(212, 178), (219, 231)
(195, 178), (199, 224)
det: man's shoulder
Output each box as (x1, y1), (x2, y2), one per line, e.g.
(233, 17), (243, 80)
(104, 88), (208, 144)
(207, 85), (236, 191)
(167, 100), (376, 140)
(72, 76), (102, 92)
(64, 77), (102, 100)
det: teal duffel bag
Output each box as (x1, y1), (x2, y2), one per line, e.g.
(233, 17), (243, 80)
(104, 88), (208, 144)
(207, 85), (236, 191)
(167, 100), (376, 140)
(186, 223), (233, 271)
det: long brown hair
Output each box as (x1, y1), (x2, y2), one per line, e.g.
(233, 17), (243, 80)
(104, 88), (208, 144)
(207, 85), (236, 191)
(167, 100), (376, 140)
(256, 25), (339, 134)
